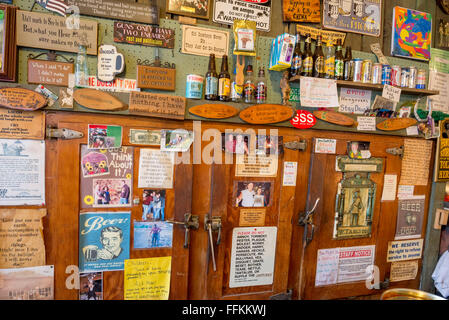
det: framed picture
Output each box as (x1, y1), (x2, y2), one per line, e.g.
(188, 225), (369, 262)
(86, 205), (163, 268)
(166, 0), (210, 19)
(0, 4), (17, 82)
(391, 6), (432, 61)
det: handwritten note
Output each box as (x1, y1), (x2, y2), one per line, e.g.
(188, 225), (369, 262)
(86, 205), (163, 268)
(398, 185), (415, 199)
(300, 77), (339, 108)
(124, 257), (172, 300)
(283, 161), (298, 186)
(357, 116), (376, 131)
(315, 248), (339, 286)
(400, 139), (433, 186)
(382, 85), (402, 103)
(381, 174), (398, 201)
(339, 88), (372, 114)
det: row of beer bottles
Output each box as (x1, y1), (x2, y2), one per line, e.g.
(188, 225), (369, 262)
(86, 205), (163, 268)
(290, 33), (353, 81)
(205, 54), (267, 104)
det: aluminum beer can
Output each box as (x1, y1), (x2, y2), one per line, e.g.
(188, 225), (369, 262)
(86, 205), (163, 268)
(381, 65), (392, 85)
(353, 59), (363, 82)
(400, 67), (410, 88)
(362, 60), (372, 83)
(416, 69), (427, 89)
(185, 74), (204, 99)
(409, 67), (417, 89)
(371, 63), (382, 84)
(391, 65), (402, 87)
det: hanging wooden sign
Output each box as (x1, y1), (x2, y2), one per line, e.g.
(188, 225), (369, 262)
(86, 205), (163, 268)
(313, 110), (355, 127)
(0, 87), (47, 111)
(239, 104), (294, 124)
(137, 65), (176, 91)
(65, 0), (159, 24)
(189, 104), (239, 119)
(0, 109), (45, 140)
(74, 88), (128, 111)
(27, 59), (74, 87)
(376, 118), (417, 131)
(129, 92), (186, 120)
(113, 22), (175, 49)
(16, 10), (98, 55)
(282, 0), (320, 23)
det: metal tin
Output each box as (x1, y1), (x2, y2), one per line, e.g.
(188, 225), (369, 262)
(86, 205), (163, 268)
(391, 65), (402, 87)
(409, 67), (417, 89)
(417, 69), (427, 89)
(382, 65), (392, 85)
(371, 63), (382, 84)
(353, 59), (363, 82)
(400, 67), (410, 88)
(362, 60), (372, 83)
(185, 74), (204, 99)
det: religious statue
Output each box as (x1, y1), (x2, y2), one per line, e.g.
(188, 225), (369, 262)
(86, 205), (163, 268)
(280, 70), (292, 106)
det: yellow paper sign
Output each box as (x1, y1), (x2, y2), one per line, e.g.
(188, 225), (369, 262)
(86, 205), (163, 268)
(124, 257), (172, 300)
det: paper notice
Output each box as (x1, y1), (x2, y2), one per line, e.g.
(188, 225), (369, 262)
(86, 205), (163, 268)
(124, 257), (172, 300)
(398, 185), (415, 198)
(390, 260), (419, 282)
(387, 239), (424, 262)
(138, 149), (174, 189)
(235, 154), (278, 177)
(339, 88), (372, 114)
(315, 248), (339, 287)
(315, 138), (337, 154)
(282, 161), (298, 186)
(399, 139), (433, 186)
(428, 70), (449, 113)
(300, 77), (339, 108)
(382, 85), (402, 103)
(337, 245), (375, 283)
(0, 209), (47, 268)
(357, 116), (376, 131)
(406, 126), (419, 136)
(381, 174), (398, 201)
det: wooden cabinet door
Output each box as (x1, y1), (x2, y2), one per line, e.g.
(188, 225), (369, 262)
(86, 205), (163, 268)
(45, 112), (193, 300)
(189, 123), (303, 300)
(288, 133), (433, 300)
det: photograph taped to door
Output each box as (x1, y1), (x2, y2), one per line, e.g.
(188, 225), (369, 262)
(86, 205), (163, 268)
(234, 181), (273, 208)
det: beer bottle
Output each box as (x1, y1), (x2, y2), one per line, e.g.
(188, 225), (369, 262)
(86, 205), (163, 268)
(334, 39), (344, 80)
(343, 46), (353, 81)
(205, 54), (218, 100)
(324, 40), (335, 79)
(302, 34), (313, 77)
(244, 65), (256, 104)
(218, 55), (231, 102)
(313, 35), (325, 78)
(289, 32), (302, 78)
(256, 67), (267, 104)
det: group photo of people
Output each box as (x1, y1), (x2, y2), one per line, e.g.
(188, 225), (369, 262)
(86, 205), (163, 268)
(93, 179), (131, 207)
(161, 129), (194, 152)
(223, 133), (251, 155)
(234, 181), (272, 208)
(142, 190), (166, 221)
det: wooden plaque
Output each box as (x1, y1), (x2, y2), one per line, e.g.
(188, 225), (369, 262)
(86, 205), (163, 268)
(114, 22), (175, 49)
(189, 104), (239, 119)
(239, 104), (294, 124)
(376, 118), (418, 131)
(282, 0), (321, 23)
(313, 110), (355, 127)
(27, 59), (74, 87)
(129, 92), (185, 120)
(137, 65), (176, 91)
(74, 88), (127, 111)
(0, 87), (47, 111)
(0, 109), (45, 140)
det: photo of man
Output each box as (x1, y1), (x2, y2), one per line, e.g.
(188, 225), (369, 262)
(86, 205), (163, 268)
(234, 181), (272, 208)
(347, 141), (371, 159)
(134, 221), (173, 249)
(141, 190), (166, 221)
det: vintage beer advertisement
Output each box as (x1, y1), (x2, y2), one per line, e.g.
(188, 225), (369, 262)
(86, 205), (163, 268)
(79, 212), (131, 272)
(395, 196), (425, 240)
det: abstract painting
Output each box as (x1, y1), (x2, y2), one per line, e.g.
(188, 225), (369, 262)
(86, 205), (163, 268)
(391, 6), (432, 61)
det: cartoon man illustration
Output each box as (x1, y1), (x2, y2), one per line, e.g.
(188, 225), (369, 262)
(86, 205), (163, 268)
(97, 226), (124, 260)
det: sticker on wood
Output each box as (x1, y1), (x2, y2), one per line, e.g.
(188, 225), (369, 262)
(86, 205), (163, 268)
(0, 87), (47, 111)
(74, 88), (128, 111)
(239, 104), (294, 124)
(189, 104), (239, 119)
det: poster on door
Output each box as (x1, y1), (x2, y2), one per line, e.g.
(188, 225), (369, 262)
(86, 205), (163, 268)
(395, 196), (425, 240)
(80, 146), (133, 209)
(229, 227), (277, 288)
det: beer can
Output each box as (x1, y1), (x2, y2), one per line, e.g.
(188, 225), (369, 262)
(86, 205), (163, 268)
(409, 67), (417, 89)
(362, 60), (372, 83)
(416, 69), (427, 89)
(371, 63), (382, 84)
(382, 65), (392, 85)
(391, 65), (402, 87)
(400, 67), (410, 88)
(185, 74), (204, 99)
(353, 59), (363, 82)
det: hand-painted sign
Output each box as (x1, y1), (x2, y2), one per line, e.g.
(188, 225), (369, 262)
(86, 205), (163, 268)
(27, 59), (74, 87)
(113, 22), (175, 49)
(282, 0), (320, 22)
(0, 87), (47, 111)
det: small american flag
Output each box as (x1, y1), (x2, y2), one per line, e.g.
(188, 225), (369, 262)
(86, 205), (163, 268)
(35, 0), (69, 17)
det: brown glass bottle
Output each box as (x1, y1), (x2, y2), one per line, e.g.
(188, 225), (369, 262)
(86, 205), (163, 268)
(302, 34), (313, 77)
(313, 35), (325, 78)
(343, 46), (353, 81)
(289, 33), (302, 78)
(334, 39), (344, 80)
(218, 55), (231, 101)
(205, 53), (218, 100)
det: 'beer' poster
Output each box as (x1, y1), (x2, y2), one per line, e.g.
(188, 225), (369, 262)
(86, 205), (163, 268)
(79, 212), (131, 272)
(394, 196), (425, 240)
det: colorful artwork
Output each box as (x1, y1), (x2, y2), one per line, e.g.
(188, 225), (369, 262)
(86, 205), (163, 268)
(391, 7), (432, 61)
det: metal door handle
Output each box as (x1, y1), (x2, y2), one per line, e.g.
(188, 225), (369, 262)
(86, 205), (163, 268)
(166, 213), (199, 248)
(298, 198), (320, 246)
(204, 216), (222, 272)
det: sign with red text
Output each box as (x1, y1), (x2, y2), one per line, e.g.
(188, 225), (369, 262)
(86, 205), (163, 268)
(339, 88), (372, 114)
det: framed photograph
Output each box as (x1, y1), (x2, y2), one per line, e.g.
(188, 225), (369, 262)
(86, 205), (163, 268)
(166, 0), (210, 19)
(0, 4), (17, 82)
(347, 141), (371, 159)
(79, 272), (103, 300)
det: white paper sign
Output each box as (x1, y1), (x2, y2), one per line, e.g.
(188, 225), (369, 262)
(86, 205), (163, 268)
(229, 227), (277, 288)
(428, 70), (449, 113)
(339, 88), (372, 114)
(315, 138), (337, 154)
(300, 77), (339, 108)
(283, 162), (298, 186)
(315, 248), (340, 286)
(406, 126), (419, 136)
(0, 139), (45, 206)
(398, 185), (415, 199)
(382, 85), (402, 103)
(213, 0), (271, 32)
(381, 174), (398, 201)
(337, 245), (375, 283)
(357, 117), (377, 131)
(138, 149), (174, 189)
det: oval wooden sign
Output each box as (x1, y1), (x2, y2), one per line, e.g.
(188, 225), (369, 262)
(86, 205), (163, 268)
(189, 104), (239, 119)
(239, 104), (294, 124)
(376, 118), (418, 131)
(0, 87), (47, 111)
(74, 88), (128, 111)
(313, 110), (355, 127)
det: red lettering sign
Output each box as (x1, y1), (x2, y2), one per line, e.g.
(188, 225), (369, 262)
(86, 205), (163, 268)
(290, 110), (316, 129)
